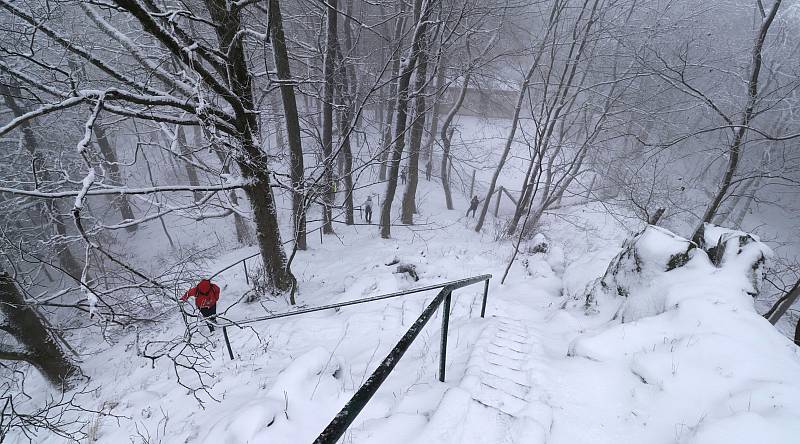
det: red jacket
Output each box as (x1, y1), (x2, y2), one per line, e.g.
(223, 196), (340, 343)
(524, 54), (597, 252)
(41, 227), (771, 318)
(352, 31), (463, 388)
(181, 279), (220, 309)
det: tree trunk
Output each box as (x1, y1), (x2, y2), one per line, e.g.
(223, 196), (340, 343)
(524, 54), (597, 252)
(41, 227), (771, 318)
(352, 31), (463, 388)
(94, 122), (136, 231)
(440, 62), (471, 211)
(321, 0), (338, 234)
(692, 0), (782, 244)
(795, 317), (800, 347)
(209, 138), (253, 245)
(440, 128), (454, 210)
(425, 53), (445, 181)
(269, 0), (307, 250)
(175, 125), (203, 202)
(0, 84), (83, 278)
(0, 272), (80, 388)
(270, 92), (286, 152)
(378, 4), (407, 182)
(334, 42), (355, 225)
(206, 0), (294, 292)
(474, 0), (564, 232)
(379, 0), (434, 238)
(766, 280), (800, 325)
(401, 28), (430, 224)
(474, 61), (537, 232)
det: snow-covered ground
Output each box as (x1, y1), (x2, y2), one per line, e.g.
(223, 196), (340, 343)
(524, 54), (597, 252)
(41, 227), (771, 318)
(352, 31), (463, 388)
(14, 173), (800, 443)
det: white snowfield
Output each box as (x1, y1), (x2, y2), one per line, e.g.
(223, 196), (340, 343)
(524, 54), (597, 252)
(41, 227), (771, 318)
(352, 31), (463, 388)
(21, 186), (800, 444)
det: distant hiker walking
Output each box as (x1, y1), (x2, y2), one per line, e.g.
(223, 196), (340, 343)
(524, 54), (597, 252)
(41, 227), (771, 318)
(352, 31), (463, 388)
(181, 279), (220, 332)
(400, 167), (407, 185)
(363, 196), (373, 224)
(467, 195), (480, 217)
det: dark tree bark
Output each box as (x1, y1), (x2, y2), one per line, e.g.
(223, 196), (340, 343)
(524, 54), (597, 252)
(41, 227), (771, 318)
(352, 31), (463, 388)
(0, 272), (80, 388)
(0, 84), (83, 278)
(94, 121), (136, 232)
(268, 0), (307, 250)
(401, 27), (431, 224)
(379, 3), (407, 182)
(334, 43), (355, 225)
(380, 0), (435, 238)
(439, 60), (470, 211)
(321, 0), (338, 234)
(765, 280), (800, 325)
(341, 0), (360, 138)
(204, 0), (293, 291)
(425, 52), (446, 181)
(270, 92), (286, 152)
(795, 317), (800, 347)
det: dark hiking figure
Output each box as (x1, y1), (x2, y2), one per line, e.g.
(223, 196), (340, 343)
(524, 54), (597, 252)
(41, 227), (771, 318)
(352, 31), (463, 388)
(363, 196), (373, 224)
(400, 167), (407, 185)
(467, 195), (480, 217)
(181, 278), (220, 332)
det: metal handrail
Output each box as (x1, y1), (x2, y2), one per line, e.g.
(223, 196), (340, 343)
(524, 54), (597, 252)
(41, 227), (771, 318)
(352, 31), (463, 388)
(313, 274), (491, 444)
(217, 275), (489, 328)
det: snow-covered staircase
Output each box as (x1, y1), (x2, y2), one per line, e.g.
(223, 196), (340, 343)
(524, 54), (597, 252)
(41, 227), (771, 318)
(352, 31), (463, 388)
(413, 315), (553, 443)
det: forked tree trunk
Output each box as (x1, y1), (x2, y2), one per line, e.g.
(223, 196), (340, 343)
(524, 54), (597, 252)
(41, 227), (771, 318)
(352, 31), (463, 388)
(205, 0), (294, 292)
(0, 272), (80, 388)
(474, 1), (563, 232)
(401, 28), (431, 224)
(269, 0), (307, 250)
(379, 0), (434, 238)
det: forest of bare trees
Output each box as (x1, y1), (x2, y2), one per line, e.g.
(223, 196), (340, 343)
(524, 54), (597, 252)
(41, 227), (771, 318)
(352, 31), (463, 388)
(1, 0), (799, 440)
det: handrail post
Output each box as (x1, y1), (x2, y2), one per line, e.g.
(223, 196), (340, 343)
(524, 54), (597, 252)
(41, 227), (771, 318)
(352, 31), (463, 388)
(439, 289), (452, 382)
(222, 326), (234, 360)
(480, 279), (489, 318)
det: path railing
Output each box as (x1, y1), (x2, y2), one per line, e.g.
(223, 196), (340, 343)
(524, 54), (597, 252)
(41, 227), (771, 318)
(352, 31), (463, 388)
(312, 274), (490, 443)
(215, 274), (491, 443)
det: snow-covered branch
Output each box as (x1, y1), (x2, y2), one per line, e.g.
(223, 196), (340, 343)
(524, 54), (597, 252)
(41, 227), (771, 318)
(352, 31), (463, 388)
(0, 182), (251, 199)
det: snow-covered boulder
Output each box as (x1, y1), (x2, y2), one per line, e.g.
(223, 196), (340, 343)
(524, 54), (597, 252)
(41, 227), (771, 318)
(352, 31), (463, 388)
(564, 225), (798, 444)
(583, 224), (771, 322)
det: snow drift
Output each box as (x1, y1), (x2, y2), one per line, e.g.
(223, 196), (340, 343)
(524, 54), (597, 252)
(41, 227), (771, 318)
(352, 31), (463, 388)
(561, 224), (800, 444)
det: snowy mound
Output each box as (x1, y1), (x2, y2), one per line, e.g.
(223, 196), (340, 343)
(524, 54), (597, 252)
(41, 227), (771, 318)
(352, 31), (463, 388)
(583, 224), (771, 322)
(564, 225), (800, 443)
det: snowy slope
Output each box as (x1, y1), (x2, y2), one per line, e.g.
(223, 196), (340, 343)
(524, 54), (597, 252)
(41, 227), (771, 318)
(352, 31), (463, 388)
(12, 179), (800, 444)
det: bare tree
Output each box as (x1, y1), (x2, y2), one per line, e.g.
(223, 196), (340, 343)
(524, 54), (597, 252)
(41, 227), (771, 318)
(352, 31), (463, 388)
(380, 0), (437, 238)
(269, 0), (309, 251)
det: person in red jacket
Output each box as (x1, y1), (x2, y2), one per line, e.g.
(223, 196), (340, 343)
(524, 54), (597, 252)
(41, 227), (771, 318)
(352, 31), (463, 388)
(181, 279), (220, 332)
